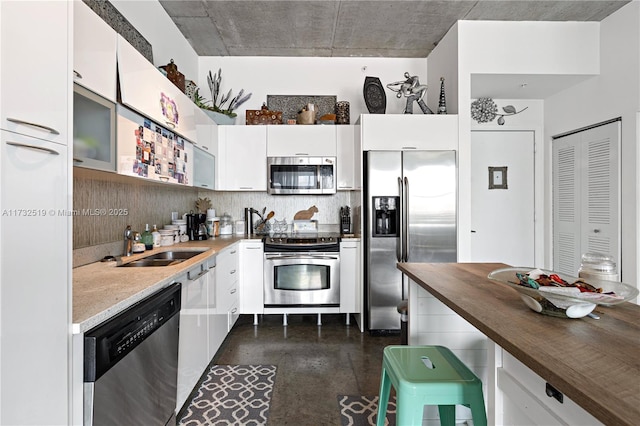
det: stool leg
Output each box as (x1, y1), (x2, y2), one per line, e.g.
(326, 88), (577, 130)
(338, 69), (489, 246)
(376, 368), (391, 426)
(438, 405), (456, 426)
(395, 392), (424, 426)
(469, 400), (487, 426)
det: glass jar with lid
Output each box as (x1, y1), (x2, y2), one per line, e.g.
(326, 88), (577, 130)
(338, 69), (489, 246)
(219, 212), (234, 236)
(578, 252), (619, 282)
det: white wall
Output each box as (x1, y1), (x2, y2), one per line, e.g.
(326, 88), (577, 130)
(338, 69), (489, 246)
(426, 22), (459, 114)
(461, 21), (600, 75)
(545, 1), (640, 285)
(110, 0), (199, 81)
(197, 56), (428, 122)
(440, 20), (601, 269)
(470, 99), (545, 266)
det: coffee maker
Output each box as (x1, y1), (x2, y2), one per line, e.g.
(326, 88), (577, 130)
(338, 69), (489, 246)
(187, 213), (208, 240)
(372, 196), (398, 237)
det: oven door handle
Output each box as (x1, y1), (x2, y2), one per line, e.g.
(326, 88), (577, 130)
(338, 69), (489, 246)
(265, 254), (339, 260)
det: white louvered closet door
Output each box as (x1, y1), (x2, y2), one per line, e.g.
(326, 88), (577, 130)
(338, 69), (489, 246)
(553, 121), (620, 276)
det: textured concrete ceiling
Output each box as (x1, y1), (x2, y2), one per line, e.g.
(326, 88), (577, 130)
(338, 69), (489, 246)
(159, 0), (629, 58)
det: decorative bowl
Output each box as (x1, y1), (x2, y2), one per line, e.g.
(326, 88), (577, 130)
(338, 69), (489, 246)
(488, 267), (639, 318)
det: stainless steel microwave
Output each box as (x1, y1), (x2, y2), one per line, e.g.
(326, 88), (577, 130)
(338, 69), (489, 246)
(267, 157), (336, 195)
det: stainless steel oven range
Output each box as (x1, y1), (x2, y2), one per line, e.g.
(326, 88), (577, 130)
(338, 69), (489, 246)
(264, 234), (340, 307)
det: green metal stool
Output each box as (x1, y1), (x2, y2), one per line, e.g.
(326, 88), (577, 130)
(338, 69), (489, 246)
(376, 345), (487, 426)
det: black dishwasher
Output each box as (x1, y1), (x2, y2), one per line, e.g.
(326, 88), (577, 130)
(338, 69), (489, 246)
(84, 283), (181, 426)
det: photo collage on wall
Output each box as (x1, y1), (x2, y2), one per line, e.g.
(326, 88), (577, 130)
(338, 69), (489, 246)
(132, 118), (188, 184)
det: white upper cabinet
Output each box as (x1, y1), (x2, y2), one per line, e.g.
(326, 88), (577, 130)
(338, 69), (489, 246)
(117, 35), (196, 142)
(116, 105), (194, 186)
(216, 126), (267, 191)
(0, 1), (69, 145)
(336, 125), (360, 190)
(194, 107), (216, 153)
(73, 1), (117, 102)
(193, 145), (215, 190)
(267, 125), (336, 157)
(360, 114), (458, 151)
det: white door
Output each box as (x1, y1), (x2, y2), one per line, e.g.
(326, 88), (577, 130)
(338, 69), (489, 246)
(553, 121), (620, 276)
(471, 131), (535, 266)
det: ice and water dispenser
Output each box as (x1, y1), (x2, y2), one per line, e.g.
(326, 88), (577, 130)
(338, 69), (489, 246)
(372, 196), (399, 237)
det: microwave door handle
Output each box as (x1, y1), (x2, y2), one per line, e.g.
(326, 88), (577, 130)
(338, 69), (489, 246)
(397, 177), (403, 263)
(404, 176), (409, 262)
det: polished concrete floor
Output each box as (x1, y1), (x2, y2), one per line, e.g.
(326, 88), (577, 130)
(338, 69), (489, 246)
(211, 313), (401, 425)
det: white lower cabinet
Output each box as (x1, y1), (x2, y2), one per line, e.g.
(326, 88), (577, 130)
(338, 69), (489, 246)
(498, 350), (602, 425)
(1, 131), (70, 424)
(239, 240), (264, 316)
(410, 281), (603, 425)
(215, 245), (240, 332)
(339, 240), (360, 314)
(408, 280), (488, 423)
(176, 255), (215, 411)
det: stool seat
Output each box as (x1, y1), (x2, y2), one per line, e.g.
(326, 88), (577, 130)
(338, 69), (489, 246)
(376, 345), (487, 426)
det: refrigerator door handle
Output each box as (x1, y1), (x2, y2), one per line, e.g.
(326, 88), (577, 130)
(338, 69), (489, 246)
(397, 176), (403, 262)
(403, 176), (409, 262)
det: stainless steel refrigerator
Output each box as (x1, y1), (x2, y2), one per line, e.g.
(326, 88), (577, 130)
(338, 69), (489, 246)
(364, 150), (457, 332)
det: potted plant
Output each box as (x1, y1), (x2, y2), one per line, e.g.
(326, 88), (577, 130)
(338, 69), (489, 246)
(194, 68), (252, 125)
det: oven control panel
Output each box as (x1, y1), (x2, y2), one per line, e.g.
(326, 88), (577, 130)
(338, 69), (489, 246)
(263, 233), (340, 252)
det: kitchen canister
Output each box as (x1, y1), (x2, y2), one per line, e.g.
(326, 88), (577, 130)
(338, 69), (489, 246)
(578, 252), (619, 282)
(219, 213), (233, 236)
(207, 217), (220, 237)
(235, 220), (245, 235)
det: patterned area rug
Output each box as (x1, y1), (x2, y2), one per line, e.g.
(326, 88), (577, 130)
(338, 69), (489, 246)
(179, 365), (276, 426)
(338, 395), (396, 426)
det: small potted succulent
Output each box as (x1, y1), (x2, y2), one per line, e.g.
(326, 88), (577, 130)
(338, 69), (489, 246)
(195, 68), (252, 125)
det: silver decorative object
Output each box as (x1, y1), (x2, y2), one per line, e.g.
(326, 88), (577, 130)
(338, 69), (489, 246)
(386, 72), (433, 114)
(438, 77), (447, 114)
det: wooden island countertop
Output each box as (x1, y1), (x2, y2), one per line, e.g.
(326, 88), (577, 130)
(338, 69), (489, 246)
(398, 262), (640, 426)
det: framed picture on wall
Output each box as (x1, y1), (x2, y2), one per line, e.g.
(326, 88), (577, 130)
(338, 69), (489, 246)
(488, 166), (508, 189)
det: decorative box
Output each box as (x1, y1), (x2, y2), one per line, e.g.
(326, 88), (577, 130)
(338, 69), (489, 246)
(159, 59), (185, 93)
(246, 104), (282, 125)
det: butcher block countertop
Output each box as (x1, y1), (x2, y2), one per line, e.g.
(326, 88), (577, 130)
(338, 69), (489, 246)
(398, 262), (640, 426)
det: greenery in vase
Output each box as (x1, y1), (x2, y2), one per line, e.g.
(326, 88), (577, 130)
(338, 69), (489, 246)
(194, 68), (252, 118)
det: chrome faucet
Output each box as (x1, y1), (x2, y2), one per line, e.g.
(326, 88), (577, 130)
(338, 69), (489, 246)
(123, 225), (133, 256)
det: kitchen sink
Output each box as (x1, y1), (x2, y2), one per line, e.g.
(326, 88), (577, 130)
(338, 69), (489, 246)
(119, 250), (207, 267)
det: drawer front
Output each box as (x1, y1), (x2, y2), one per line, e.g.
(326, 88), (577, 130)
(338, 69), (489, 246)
(227, 300), (240, 331)
(217, 280), (238, 313)
(500, 351), (603, 425)
(217, 247), (239, 280)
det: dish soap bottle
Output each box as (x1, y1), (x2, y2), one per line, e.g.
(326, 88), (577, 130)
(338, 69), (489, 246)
(141, 224), (154, 250)
(151, 224), (161, 248)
